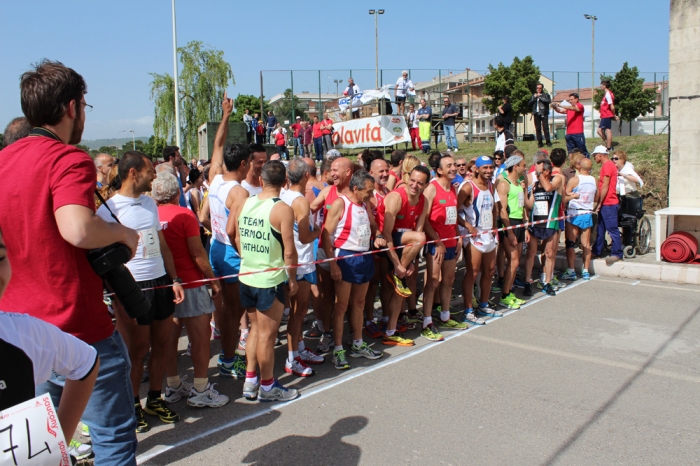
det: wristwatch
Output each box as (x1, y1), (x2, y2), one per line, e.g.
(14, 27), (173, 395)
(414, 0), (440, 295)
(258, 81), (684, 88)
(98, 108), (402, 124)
(173, 277), (183, 284)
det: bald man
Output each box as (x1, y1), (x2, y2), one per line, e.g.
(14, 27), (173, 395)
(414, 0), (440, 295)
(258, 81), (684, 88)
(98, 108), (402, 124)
(94, 153), (115, 187)
(2, 116), (32, 147)
(309, 157), (354, 353)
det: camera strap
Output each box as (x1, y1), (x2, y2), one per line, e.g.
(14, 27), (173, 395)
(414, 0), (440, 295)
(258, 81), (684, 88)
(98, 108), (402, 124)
(94, 190), (122, 225)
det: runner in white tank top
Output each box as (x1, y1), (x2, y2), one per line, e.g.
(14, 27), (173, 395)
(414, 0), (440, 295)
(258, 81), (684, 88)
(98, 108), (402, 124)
(208, 174), (240, 246)
(566, 174), (596, 215)
(333, 196), (372, 253)
(280, 190), (315, 274)
(562, 159), (599, 281)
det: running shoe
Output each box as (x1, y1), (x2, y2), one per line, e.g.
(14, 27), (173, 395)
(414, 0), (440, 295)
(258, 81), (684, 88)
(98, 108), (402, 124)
(349, 342), (383, 359)
(387, 273), (411, 297)
(144, 398), (180, 423)
(258, 381), (299, 402)
(164, 376), (193, 403)
(472, 296), (479, 308)
(461, 311), (487, 325)
(381, 333), (415, 346)
(437, 319), (469, 330)
(332, 349), (350, 370)
(398, 314), (417, 330)
(285, 357), (314, 377)
(135, 403), (149, 433)
(184, 342), (191, 356)
(243, 380), (260, 401)
(542, 283), (557, 296)
(523, 282), (533, 297)
(80, 423), (90, 437)
(317, 333), (334, 353)
(499, 293), (521, 310)
(491, 278), (503, 294)
(303, 321), (323, 339)
(238, 330), (249, 354)
(420, 324), (444, 342)
(559, 270), (577, 281)
(475, 307), (504, 318)
(405, 309), (423, 323)
(187, 383), (230, 408)
(513, 277), (526, 288)
(363, 321), (383, 339)
(210, 321), (221, 340)
(299, 348), (324, 364)
(219, 354), (246, 379)
(68, 439), (92, 461)
(551, 277), (566, 289)
(582, 271), (591, 281)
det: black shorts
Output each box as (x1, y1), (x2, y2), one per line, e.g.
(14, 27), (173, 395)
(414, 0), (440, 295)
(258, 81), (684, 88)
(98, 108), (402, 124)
(136, 274), (175, 325)
(498, 219), (526, 244)
(529, 227), (558, 241)
(396, 96), (406, 102)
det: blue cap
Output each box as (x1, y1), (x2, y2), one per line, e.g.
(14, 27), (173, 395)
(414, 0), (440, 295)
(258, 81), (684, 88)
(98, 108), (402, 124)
(475, 155), (493, 168)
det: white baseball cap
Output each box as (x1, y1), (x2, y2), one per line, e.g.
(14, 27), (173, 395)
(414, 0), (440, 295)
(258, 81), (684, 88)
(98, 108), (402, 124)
(592, 145), (608, 155)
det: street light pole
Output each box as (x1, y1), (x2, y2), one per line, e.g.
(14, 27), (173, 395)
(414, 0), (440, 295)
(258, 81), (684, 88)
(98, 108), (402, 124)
(369, 9), (384, 89)
(584, 14), (597, 139)
(172, 0), (182, 149)
(334, 79), (343, 97)
(119, 130), (135, 150)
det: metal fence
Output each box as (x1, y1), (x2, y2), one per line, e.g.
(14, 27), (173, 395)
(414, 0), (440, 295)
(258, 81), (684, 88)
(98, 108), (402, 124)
(259, 68), (669, 141)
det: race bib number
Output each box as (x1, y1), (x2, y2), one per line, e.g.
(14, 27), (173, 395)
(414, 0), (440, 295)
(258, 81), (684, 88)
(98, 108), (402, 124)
(139, 227), (161, 259)
(480, 210), (493, 229)
(357, 223), (371, 249)
(445, 206), (457, 225)
(0, 394), (70, 465)
(579, 191), (593, 204)
(534, 200), (549, 217)
(518, 191), (525, 208)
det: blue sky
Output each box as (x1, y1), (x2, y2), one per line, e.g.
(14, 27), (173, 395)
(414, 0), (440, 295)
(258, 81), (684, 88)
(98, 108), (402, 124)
(0, 0), (669, 141)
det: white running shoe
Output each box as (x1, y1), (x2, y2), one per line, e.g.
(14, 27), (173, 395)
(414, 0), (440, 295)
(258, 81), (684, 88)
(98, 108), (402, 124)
(317, 333), (334, 353)
(285, 357), (314, 377)
(164, 376), (193, 403)
(187, 383), (230, 408)
(68, 439), (92, 460)
(299, 348), (324, 364)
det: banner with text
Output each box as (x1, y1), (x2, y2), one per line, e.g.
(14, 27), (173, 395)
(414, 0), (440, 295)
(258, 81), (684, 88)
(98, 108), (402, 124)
(331, 116), (410, 149)
(0, 394), (69, 465)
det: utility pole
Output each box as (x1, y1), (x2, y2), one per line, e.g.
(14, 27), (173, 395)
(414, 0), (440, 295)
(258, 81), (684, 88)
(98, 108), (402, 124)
(584, 14), (597, 139)
(172, 0), (182, 149)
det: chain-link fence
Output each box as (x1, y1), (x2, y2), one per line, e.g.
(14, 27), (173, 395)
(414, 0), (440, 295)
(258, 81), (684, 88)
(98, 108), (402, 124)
(259, 68), (669, 143)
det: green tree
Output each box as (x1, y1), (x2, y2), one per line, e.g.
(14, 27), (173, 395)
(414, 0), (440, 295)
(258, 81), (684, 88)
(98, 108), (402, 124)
(121, 139), (145, 153)
(593, 62), (657, 134)
(272, 89), (308, 123)
(143, 135), (167, 160)
(150, 40), (234, 157)
(98, 145), (118, 157)
(230, 94), (272, 123)
(482, 55), (541, 137)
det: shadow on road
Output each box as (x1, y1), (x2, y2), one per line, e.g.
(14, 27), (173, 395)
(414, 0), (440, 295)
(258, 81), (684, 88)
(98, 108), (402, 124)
(542, 303), (700, 465)
(241, 416), (368, 466)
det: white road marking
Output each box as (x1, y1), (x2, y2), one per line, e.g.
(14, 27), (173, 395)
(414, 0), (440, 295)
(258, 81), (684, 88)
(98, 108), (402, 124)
(136, 276), (594, 464)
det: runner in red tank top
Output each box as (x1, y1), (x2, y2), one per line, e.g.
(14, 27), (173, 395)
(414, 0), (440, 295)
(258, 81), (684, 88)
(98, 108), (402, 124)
(363, 158), (393, 340)
(385, 149), (405, 191)
(379, 165), (431, 346)
(421, 153), (469, 341)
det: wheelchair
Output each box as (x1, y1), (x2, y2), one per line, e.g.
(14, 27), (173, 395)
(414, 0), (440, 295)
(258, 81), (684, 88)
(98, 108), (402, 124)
(618, 194), (652, 258)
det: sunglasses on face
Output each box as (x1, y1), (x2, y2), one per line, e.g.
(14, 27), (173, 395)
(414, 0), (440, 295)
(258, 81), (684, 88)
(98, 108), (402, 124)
(494, 157), (503, 160)
(611, 157), (619, 161)
(456, 164), (466, 167)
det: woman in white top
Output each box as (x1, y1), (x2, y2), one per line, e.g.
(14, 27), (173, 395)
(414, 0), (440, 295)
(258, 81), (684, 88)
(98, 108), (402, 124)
(612, 150), (643, 195)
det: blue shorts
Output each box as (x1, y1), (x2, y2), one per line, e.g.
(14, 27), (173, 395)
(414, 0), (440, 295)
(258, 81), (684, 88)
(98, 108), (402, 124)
(210, 239), (240, 283)
(599, 117), (612, 130)
(567, 213), (594, 229)
(559, 219), (565, 230)
(337, 248), (375, 284)
(297, 271), (317, 285)
(239, 282), (285, 311)
(426, 244), (458, 261)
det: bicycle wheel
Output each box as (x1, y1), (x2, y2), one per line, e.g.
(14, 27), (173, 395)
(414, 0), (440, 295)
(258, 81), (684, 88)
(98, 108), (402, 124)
(637, 217), (652, 255)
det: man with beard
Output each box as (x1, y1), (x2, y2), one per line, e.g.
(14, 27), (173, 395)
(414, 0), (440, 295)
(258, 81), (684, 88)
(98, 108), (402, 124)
(0, 59), (140, 465)
(162, 146), (189, 208)
(97, 151), (185, 433)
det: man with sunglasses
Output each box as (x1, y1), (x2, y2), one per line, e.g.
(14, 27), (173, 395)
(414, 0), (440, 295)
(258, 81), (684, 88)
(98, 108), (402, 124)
(452, 156), (467, 188)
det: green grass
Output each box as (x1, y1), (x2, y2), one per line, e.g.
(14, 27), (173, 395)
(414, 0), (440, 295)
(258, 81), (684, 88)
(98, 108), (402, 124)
(341, 134), (669, 212)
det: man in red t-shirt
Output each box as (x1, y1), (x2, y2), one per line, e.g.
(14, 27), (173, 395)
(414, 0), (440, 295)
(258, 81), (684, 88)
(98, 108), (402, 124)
(597, 79), (619, 151)
(0, 60), (139, 464)
(591, 145), (622, 264)
(312, 116), (324, 162)
(321, 112), (335, 156)
(552, 92), (588, 157)
(290, 116), (303, 157)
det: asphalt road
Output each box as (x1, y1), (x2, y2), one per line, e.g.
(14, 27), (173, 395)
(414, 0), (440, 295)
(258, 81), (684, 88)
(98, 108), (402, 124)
(132, 275), (700, 465)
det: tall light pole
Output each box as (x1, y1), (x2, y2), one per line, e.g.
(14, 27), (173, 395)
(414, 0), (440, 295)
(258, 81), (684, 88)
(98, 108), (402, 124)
(369, 9), (384, 89)
(333, 79), (343, 96)
(172, 0), (182, 149)
(584, 14), (597, 139)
